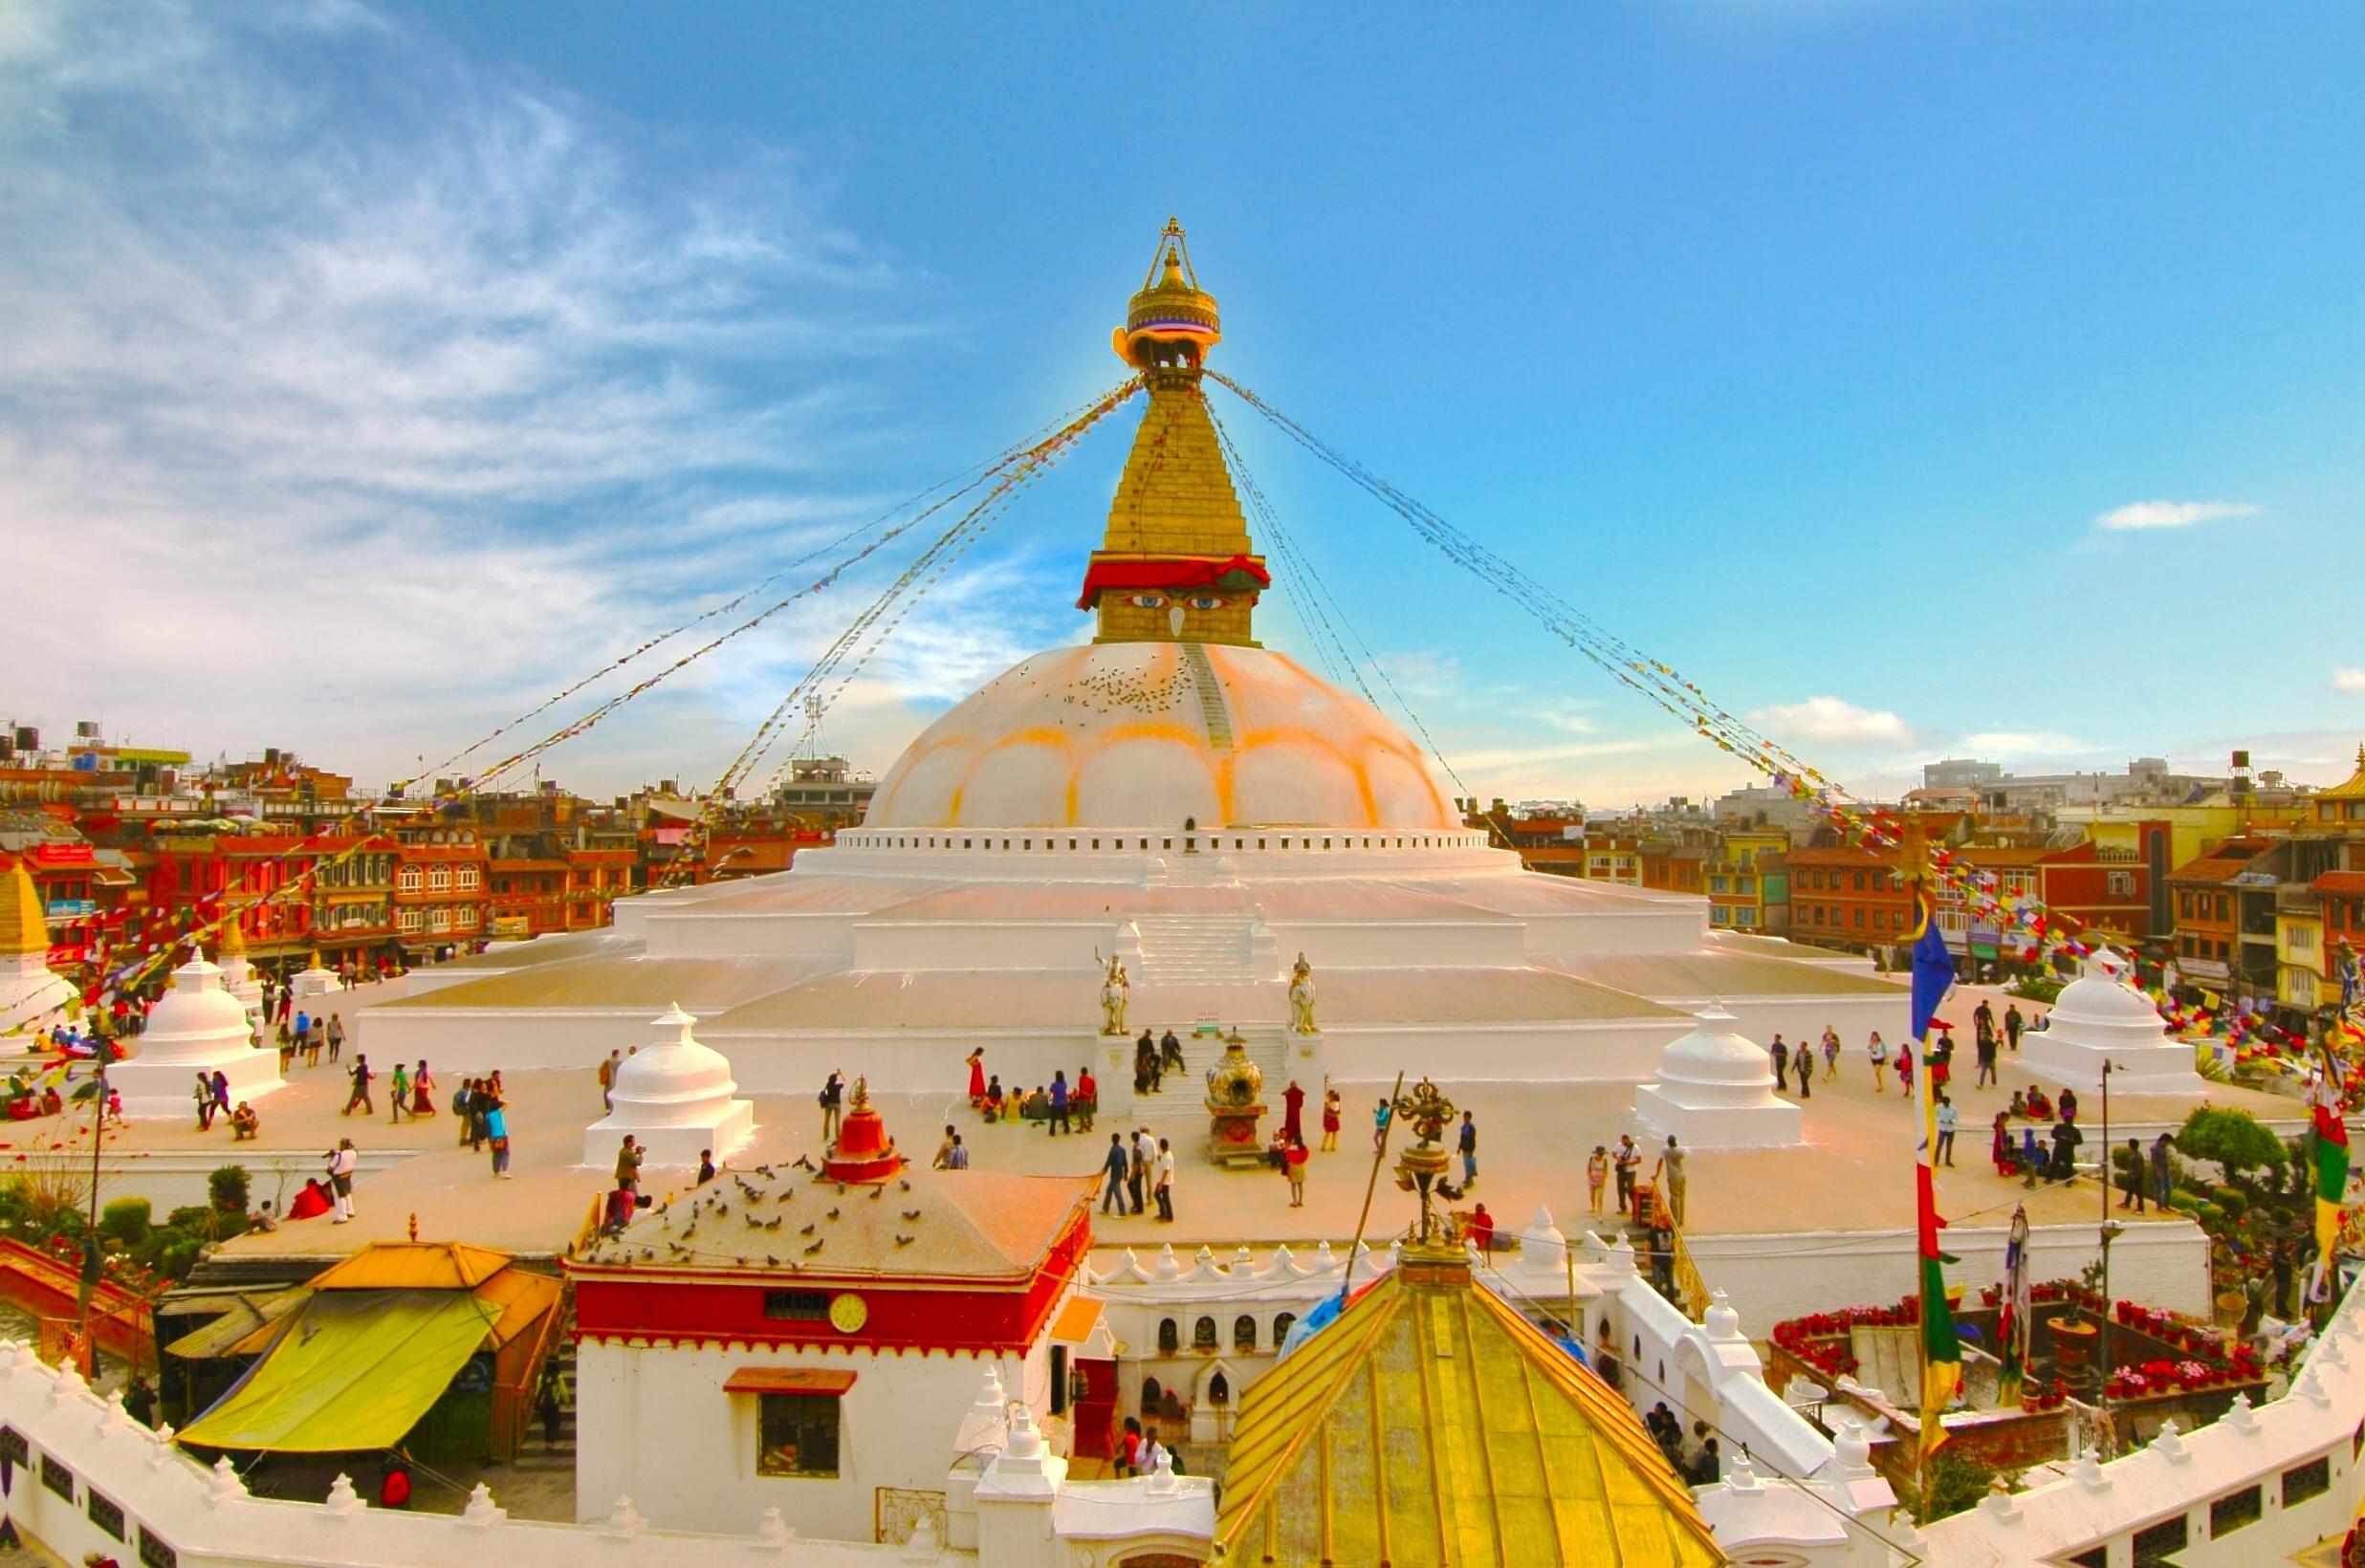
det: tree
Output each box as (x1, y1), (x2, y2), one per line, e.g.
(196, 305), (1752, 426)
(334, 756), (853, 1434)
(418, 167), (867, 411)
(208, 1165), (251, 1214)
(1911, 1452), (2004, 1522)
(2175, 1108), (2285, 1189)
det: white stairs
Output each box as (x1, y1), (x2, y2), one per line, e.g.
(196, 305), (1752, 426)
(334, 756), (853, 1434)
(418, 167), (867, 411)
(1133, 914), (1254, 984)
(1132, 1022), (1295, 1125)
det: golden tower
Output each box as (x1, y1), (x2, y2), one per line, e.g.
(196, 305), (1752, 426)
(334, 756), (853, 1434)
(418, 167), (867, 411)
(1076, 220), (1269, 647)
(0, 858), (49, 960)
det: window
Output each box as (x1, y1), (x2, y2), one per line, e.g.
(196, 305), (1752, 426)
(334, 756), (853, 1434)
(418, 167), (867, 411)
(2283, 1454), (2331, 1506)
(1736, 907), (1758, 928)
(428, 907), (451, 933)
(763, 1291), (828, 1320)
(1140, 1376), (1163, 1414)
(756, 1393), (840, 1477)
(398, 907), (424, 933)
(88, 1489), (125, 1540)
(41, 1453), (73, 1501)
(1193, 1316), (1218, 1350)
(1709, 876), (1728, 894)
(2132, 1514), (2187, 1566)
(2209, 1484), (2261, 1536)
(457, 866), (481, 891)
(1274, 1312), (1296, 1343)
(427, 866), (450, 892)
(1234, 1315), (1258, 1352)
(397, 866), (422, 892)
(1157, 1319), (1179, 1355)
(1853, 908), (1865, 927)
(457, 907), (478, 928)
(1852, 871), (1867, 891)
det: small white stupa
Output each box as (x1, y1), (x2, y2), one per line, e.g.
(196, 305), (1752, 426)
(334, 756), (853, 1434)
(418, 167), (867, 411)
(288, 947), (347, 1007)
(0, 859), (75, 1038)
(1633, 1001), (1806, 1149)
(213, 919), (263, 1024)
(2020, 949), (2201, 1095)
(110, 958), (284, 1119)
(581, 1003), (755, 1169)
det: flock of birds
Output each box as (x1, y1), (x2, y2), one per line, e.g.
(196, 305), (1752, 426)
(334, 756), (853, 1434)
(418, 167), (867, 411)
(584, 1154), (927, 1272)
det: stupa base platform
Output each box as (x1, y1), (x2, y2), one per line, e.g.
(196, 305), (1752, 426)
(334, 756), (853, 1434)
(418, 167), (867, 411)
(581, 1100), (754, 1170)
(111, 1049), (285, 1121)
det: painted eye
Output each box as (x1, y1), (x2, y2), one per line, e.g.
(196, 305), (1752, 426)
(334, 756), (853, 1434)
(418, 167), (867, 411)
(1128, 593), (1168, 609)
(1188, 595), (1225, 611)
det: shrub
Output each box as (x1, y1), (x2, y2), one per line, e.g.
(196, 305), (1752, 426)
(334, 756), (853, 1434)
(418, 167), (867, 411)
(1913, 1452), (2004, 1522)
(208, 1165), (251, 1213)
(2177, 1108), (2285, 1185)
(2210, 1187), (2248, 1219)
(98, 1198), (151, 1247)
(2009, 976), (2065, 1004)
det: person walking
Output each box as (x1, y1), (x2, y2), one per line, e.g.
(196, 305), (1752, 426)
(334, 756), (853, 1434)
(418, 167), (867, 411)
(1281, 1079), (1306, 1146)
(1820, 1027), (1841, 1082)
(1769, 1034), (1790, 1092)
(1160, 1028), (1184, 1078)
(1869, 1031), (1889, 1092)
(1320, 1087), (1342, 1152)
(411, 1061), (435, 1118)
(1372, 1097), (1393, 1151)
(1653, 1136), (1688, 1225)
(1076, 1065), (1096, 1132)
(599, 1050), (623, 1113)
(2150, 1132), (2175, 1209)
(1099, 1133), (1131, 1213)
(1587, 1145), (1610, 1215)
(328, 1138), (359, 1223)
(325, 1012), (344, 1064)
(192, 1072), (216, 1131)
(2119, 1137), (2146, 1210)
(1283, 1133), (1309, 1208)
(1973, 998), (1995, 1056)
(388, 1061), (411, 1123)
(2004, 1003), (2025, 1053)
(1135, 1029), (1158, 1093)
(342, 1056), (373, 1117)
(1047, 1071), (1071, 1137)
(614, 1135), (643, 1193)
(486, 1089), (513, 1178)
(1934, 1095), (1957, 1165)
(536, 1378), (562, 1452)
(1456, 1110), (1478, 1187)
(1128, 1127), (1151, 1215)
(451, 1078), (475, 1144)
(294, 1009), (310, 1054)
(1975, 1029), (1999, 1089)
(1793, 1045), (1813, 1100)
(820, 1070), (845, 1144)
(1153, 1137), (1175, 1222)
(1613, 1134), (1641, 1215)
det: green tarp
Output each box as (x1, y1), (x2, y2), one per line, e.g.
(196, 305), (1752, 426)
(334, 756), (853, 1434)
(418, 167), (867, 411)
(178, 1288), (496, 1452)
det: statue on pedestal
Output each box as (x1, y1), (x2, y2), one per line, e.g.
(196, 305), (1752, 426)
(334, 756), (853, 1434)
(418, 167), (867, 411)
(1098, 954), (1129, 1036)
(1287, 952), (1319, 1035)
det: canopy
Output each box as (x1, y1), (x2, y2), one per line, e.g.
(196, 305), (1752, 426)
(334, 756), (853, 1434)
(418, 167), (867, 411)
(178, 1289), (496, 1452)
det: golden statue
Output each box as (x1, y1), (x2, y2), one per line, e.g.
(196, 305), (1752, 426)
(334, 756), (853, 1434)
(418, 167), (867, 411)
(1390, 1078), (1459, 1247)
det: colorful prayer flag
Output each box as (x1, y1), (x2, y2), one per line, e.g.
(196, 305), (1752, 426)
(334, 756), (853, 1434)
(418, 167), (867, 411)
(1997, 1207), (2030, 1407)
(2311, 1045), (2353, 1305)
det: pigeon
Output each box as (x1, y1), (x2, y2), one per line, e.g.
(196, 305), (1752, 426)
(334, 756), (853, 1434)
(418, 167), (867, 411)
(745, 1214), (763, 1229)
(902, 1209), (921, 1221)
(803, 1238), (825, 1255)
(799, 1223), (817, 1236)
(776, 1189), (795, 1204)
(895, 1234), (915, 1247)
(826, 1208), (841, 1221)
(867, 1186), (883, 1201)
(793, 1155), (817, 1173)
(899, 1179), (911, 1192)
(756, 1164), (776, 1179)
(766, 1254), (779, 1267)
(764, 1217), (781, 1230)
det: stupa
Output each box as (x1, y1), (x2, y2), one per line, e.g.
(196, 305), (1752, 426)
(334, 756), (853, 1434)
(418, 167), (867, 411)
(0, 859), (74, 1038)
(212, 917), (264, 1023)
(580, 1002), (755, 1168)
(288, 947), (346, 1007)
(2020, 950), (2202, 1095)
(363, 222), (1909, 1100)
(110, 958), (283, 1119)
(1632, 1001), (1806, 1149)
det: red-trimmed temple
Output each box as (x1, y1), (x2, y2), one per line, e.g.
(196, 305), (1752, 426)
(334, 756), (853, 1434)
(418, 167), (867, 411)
(565, 1094), (1104, 1541)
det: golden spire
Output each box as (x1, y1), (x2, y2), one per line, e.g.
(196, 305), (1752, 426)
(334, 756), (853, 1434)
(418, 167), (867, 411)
(0, 858), (48, 959)
(1079, 219), (1268, 647)
(216, 912), (247, 960)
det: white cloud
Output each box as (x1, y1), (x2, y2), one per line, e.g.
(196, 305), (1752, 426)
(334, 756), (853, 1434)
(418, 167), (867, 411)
(1957, 730), (2096, 758)
(2093, 499), (2260, 532)
(2333, 669), (2365, 694)
(1747, 696), (1916, 747)
(0, 0), (929, 794)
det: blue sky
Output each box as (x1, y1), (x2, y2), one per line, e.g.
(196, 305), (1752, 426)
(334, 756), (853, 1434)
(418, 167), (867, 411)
(5, 2), (2361, 807)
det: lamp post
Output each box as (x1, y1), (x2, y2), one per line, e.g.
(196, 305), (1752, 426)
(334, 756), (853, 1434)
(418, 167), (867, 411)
(2095, 1056), (2117, 1458)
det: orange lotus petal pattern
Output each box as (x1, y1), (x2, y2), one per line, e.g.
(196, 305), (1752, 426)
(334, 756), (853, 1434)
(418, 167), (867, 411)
(865, 642), (1454, 831)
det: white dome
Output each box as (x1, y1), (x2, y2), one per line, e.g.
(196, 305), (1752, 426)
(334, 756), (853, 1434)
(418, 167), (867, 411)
(864, 642), (1454, 831)
(1656, 1003), (1778, 1090)
(2043, 974), (2173, 1050)
(610, 1003), (741, 1122)
(133, 960), (253, 1065)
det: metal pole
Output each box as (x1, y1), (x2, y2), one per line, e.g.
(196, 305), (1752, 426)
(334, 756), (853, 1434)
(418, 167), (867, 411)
(77, 1057), (110, 1376)
(2097, 1057), (2113, 1456)
(1336, 1072), (1406, 1307)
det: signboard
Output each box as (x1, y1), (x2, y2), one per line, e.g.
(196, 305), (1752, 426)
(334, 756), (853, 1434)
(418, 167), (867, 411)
(490, 916), (533, 941)
(44, 901), (96, 920)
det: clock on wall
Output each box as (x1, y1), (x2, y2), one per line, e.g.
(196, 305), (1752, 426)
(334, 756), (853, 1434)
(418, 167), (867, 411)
(829, 1293), (868, 1334)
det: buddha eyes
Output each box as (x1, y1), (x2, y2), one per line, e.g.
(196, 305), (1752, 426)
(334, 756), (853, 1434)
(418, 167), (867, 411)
(1129, 593), (1168, 609)
(1188, 595), (1225, 610)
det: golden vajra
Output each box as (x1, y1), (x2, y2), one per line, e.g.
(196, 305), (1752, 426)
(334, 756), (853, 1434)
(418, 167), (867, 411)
(1391, 1078), (1456, 1146)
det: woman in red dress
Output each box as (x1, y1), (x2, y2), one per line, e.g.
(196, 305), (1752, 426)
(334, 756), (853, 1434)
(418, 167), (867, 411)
(966, 1048), (987, 1107)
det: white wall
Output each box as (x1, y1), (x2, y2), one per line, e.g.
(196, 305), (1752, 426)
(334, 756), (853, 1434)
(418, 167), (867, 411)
(577, 1335), (1055, 1542)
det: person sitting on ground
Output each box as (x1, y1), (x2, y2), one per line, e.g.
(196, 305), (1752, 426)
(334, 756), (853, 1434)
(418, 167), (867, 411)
(2059, 1087), (2079, 1122)
(1021, 1085), (1049, 1121)
(2025, 1085), (2053, 1121)
(250, 1199), (278, 1232)
(286, 1178), (334, 1221)
(602, 1183), (637, 1237)
(2006, 1088), (2028, 1118)
(979, 1077), (1005, 1122)
(230, 1101), (259, 1141)
(37, 1086), (62, 1119)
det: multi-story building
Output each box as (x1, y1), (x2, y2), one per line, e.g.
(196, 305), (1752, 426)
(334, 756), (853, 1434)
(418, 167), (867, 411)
(305, 833), (397, 959)
(391, 822), (491, 958)
(1703, 827), (1787, 933)
(772, 755), (877, 832)
(1785, 839), (1913, 953)
(2166, 834), (2274, 989)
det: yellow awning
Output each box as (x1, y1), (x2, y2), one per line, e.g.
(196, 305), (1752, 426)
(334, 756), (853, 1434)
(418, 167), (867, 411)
(163, 1289), (313, 1361)
(179, 1289), (497, 1453)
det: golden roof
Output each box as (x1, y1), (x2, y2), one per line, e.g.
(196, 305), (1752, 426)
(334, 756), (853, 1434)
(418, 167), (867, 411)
(0, 858), (49, 959)
(1101, 378), (1255, 561)
(1116, 216), (1221, 364)
(216, 915), (247, 959)
(1216, 1252), (1723, 1567)
(2318, 744), (2365, 800)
